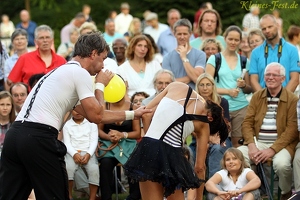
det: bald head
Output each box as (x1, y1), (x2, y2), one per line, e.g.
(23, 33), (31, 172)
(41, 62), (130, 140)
(20, 10), (30, 22)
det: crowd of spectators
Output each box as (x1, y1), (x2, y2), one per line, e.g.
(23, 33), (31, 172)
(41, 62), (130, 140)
(0, 1), (300, 200)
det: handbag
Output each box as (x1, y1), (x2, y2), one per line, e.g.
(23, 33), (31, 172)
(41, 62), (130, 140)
(96, 139), (137, 165)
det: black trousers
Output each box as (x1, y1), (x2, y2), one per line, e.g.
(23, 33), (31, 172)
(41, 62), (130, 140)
(0, 121), (69, 200)
(99, 157), (119, 200)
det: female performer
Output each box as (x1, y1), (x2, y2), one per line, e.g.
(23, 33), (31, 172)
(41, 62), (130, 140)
(124, 82), (228, 200)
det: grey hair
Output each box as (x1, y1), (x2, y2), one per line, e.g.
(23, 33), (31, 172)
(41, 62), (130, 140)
(173, 18), (192, 34)
(11, 28), (28, 42)
(264, 62), (286, 76)
(34, 25), (53, 39)
(153, 69), (175, 85)
(112, 38), (128, 47)
(105, 18), (115, 26)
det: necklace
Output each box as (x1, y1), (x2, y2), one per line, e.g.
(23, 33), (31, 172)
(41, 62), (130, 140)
(131, 61), (145, 73)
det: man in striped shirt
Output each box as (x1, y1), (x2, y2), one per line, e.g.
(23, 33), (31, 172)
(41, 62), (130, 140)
(238, 62), (298, 200)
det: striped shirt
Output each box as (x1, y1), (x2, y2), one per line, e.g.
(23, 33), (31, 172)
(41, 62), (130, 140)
(258, 97), (279, 143)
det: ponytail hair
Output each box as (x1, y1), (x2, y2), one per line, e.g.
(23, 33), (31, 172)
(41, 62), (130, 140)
(206, 100), (229, 144)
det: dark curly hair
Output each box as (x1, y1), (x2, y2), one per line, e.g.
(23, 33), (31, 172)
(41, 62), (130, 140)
(206, 100), (229, 144)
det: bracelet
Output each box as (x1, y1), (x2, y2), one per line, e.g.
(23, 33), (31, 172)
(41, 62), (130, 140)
(123, 132), (128, 139)
(125, 110), (134, 120)
(95, 83), (105, 92)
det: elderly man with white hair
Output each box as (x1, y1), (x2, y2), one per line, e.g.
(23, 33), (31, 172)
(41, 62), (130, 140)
(238, 62), (298, 200)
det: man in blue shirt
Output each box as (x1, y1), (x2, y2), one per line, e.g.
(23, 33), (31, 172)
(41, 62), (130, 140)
(250, 14), (300, 93)
(16, 10), (37, 48)
(157, 9), (195, 56)
(162, 19), (206, 89)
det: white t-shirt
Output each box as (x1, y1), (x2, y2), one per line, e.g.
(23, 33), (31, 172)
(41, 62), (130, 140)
(117, 60), (162, 97)
(16, 61), (94, 130)
(115, 13), (133, 35)
(217, 168), (252, 191)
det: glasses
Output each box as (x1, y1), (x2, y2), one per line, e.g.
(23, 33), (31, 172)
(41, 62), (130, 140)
(133, 99), (144, 104)
(198, 83), (213, 88)
(265, 73), (283, 78)
(12, 93), (27, 98)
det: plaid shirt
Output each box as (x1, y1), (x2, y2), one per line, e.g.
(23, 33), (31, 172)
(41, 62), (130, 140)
(242, 13), (260, 30)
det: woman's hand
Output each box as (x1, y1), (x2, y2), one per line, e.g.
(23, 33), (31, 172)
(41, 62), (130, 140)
(237, 79), (246, 88)
(209, 133), (220, 145)
(227, 190), (240, 199)
(216, 191), (231, 200)
(228, 88), (239, 98)
(108, 129), (123, 143)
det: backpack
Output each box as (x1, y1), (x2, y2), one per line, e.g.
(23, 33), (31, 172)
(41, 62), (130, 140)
(64, 43), (73, 61)
(214, 53), (247, 83)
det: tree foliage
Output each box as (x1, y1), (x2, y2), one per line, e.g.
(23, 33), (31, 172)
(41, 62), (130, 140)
(0, 0), (299, 48)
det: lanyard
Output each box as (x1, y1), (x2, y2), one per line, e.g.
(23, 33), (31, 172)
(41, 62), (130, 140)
(264, 38), (282, 67)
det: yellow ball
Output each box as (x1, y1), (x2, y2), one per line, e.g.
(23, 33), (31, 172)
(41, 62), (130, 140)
(104, 75), (126, 103)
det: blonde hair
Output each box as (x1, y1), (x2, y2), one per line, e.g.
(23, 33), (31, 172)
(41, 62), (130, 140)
(79, 22), (97, 35)
(220, 148), (250, 176)
(247, 28), (265, 43)
(200, 38), (223, 52)
(128, 18), (142, 37)
(195, 73), (221, 105)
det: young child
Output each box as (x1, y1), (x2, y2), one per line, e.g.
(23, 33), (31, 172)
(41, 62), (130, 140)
(63, 110), (99, 200)
(130, 91), (149, 138)
(205, 148), (261, 200)
(130, 91), (149, 108)
(0, 91), (15, 152)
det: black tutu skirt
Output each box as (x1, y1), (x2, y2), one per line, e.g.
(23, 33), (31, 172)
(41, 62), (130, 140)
(123, 137), (205, 197)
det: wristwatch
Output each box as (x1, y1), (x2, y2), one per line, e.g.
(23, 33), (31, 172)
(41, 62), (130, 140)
(182, 58), (189, 63)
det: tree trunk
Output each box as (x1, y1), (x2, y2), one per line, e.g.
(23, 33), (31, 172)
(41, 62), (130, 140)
(25, 0), (30, 13)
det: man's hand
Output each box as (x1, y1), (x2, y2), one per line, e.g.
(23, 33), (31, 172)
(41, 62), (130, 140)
(95, 69), (114, 86)
(253, 148), (275, 164)
(133, 106), (152, 119)
(177, 43), (189, 61)
(248, 143), (259, 163)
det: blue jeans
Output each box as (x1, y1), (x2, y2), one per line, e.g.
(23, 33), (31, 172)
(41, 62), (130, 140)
(189, 136), (232, 179)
